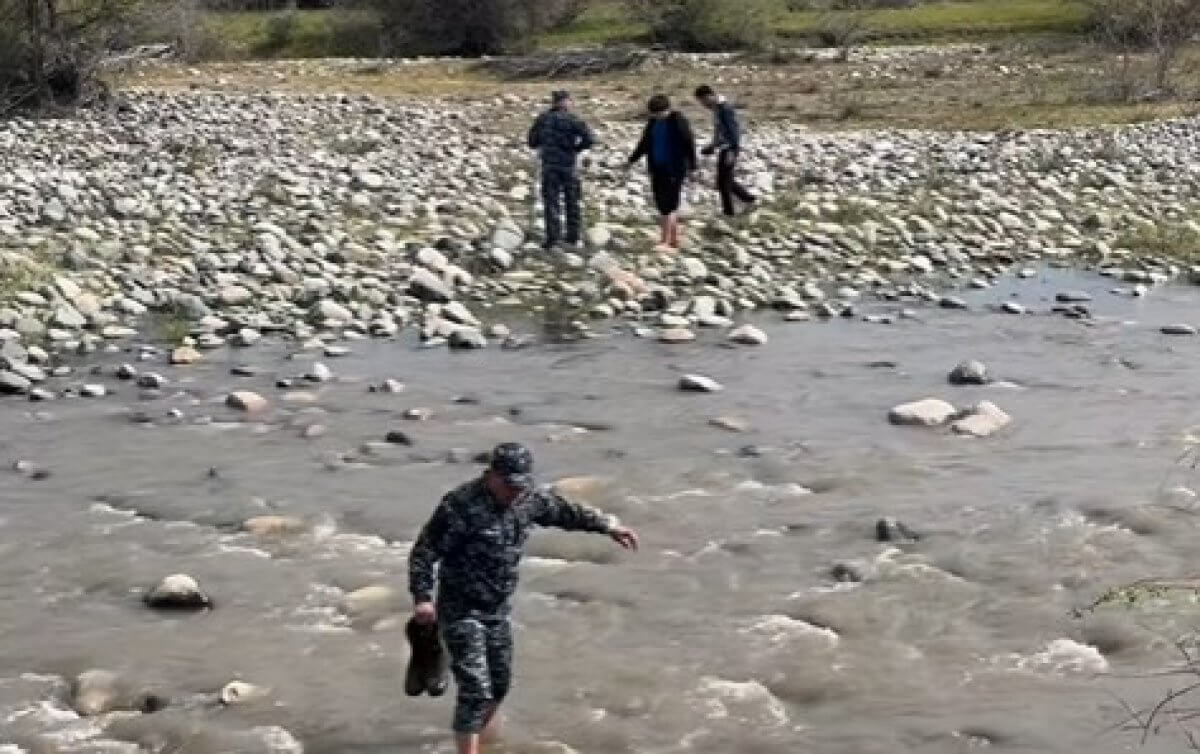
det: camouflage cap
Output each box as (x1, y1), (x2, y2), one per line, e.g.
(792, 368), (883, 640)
(489, 442), (535, 488)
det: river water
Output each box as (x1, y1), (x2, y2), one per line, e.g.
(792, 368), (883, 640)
(3, 267), (1200, 753)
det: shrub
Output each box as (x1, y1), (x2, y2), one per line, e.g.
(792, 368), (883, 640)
(627, 0), (777, 52)
(1086, 0), (1200, 94)
(372, 0), (584, 56)
(0, 0), (143, 113)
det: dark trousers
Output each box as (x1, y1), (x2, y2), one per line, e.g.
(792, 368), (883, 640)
(541, 167), (582, 247)
(717, 149), (755, 216)
(442, 617), (514, 734)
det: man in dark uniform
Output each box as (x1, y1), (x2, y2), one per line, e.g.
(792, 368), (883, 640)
(409, 443), (639, 754)
(527, 90), (596, 250)
(695, 84), (757, 216)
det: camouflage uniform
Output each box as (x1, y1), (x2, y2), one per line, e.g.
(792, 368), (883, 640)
(527, 106), (595, 247)
(409, 476), (618, 733)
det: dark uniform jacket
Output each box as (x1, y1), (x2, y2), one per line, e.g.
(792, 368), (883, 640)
(409, 478), (617, 621)
(527, 108), (596, 172)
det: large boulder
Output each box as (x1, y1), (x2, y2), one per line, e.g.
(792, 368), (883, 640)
(888, 398), (956, 426)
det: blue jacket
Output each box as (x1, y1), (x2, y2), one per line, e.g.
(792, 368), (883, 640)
(629, 111), (698, 178)
(709, 101), (741, 152)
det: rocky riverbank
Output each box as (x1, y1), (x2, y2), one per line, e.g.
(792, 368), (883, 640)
(2, 65), (1200, 402)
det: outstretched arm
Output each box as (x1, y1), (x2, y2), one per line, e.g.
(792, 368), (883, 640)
(628, 122), (650, 166)
(531, 489), (639, 550)
(678, 115), (699, 174)
(408, 499), (462, 609)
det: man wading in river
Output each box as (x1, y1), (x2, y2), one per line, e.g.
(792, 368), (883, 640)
(409, 443), (639, 754)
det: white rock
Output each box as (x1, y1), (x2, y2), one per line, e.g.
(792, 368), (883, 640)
(888, 398), (956, 427)
(658, 327), (696, 344)
(306, 362), (333, 383)
(218, 286), (253, 306)
(951, 401), (1011, 438)
(220, 681), (269, 706)
(679, 374), (723, 393)
(728, 324), (768, 346)
(226, 390), (269, 413)
(144, 573), (212, 610)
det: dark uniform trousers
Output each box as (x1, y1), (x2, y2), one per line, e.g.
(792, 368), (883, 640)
(442, 616), (514, 733)
(541, 166), (582, 247)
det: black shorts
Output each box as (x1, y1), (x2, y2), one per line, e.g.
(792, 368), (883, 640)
(650, 171), (684, 216)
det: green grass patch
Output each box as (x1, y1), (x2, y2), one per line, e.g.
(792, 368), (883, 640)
(544, 0), (1090, 49)
(777, 0), (1090, 44)
(203, 8), (382, 58)
(198, 0), (1092, 60)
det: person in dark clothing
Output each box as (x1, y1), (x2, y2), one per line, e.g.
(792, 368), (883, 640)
(627, 94), (698, 252)
(695, 84), (756, 216)
(527, 90), (596, 250)
(409, 443), (639, 754)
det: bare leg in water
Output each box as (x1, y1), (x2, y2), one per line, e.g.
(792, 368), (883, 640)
(455, 705), (500, 754)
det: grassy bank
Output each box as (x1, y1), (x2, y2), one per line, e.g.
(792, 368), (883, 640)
(199, 0), (1091, 59)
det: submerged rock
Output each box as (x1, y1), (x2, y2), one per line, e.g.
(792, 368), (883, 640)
(1161, 324), (1197, 336)
(243, 515), (306, 537)
(709, 416), (749, 432)
(71, 669), (164, 716)
(876, 517), (920, 543)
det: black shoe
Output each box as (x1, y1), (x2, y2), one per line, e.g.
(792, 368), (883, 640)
(404, 617), (449, 697)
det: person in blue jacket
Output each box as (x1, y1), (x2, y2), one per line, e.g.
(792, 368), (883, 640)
(627, 94), (698, 252)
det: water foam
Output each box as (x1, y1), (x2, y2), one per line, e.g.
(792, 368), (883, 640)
(693, 677), (790, 727)
(741, 615), (840, 646)
(994, 638), (1110, 675)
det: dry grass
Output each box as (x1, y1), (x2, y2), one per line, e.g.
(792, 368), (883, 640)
(112, 37), (1200, 133)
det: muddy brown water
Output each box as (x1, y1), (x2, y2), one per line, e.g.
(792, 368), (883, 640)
(3, 268), (1200, 753)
